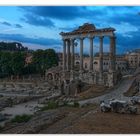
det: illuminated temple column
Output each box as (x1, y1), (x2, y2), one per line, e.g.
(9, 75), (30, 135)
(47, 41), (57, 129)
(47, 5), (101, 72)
(89, 37), (94, 72)
(67, 40), (71, 71)
(63, 39), (66, 71)
(71, 39), (75, 70)
(80, 38), (84, 72)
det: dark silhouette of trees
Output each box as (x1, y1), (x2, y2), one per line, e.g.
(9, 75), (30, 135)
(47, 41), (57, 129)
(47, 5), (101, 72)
(32, 49), (58, 76)
(0, 46), (58, 78)
(0, 42), (28, 52)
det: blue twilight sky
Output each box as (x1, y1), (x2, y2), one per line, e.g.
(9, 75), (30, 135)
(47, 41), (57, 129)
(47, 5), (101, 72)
(0, 6), (140, 54)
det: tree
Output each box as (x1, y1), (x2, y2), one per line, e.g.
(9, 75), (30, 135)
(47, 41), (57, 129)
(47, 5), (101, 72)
(10, 52), (26, 76)
(0, 52), (13, 77)
(45, 49), (58, 69)
(32, 49), (58, 76)
(0, 42), (29, 52)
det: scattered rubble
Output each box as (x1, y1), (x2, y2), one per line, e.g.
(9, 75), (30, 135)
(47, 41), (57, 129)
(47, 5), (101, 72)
(0, 113), (6, 122)
(100, 99), (138, 114)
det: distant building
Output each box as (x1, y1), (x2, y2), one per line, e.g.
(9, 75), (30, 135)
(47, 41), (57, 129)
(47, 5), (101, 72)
(125, 49), (140, 68)
(25, 53), (33, 65)
(59, 49), (140, 72)
(57, 52), (80, 66)
(83, 53), (127, 72)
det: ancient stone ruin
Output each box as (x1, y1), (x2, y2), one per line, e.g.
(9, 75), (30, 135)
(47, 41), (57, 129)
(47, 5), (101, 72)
(47, 23), (118, 96)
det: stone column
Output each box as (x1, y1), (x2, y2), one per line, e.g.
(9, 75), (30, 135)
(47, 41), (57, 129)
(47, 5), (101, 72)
(109, 36), (113, 72)
(67, 39), (71, 71)
(63, 39), (66, 71)
(109, 36), (116, 72)
(113, 36), (116, 71)
(139, 81), (140, 94)
(99, 36), (104, 74)
(108, 36), (116, 87)
(71, 39), (75, 70)
(80, 38), (84, 72)
(89, 37), (94, 72)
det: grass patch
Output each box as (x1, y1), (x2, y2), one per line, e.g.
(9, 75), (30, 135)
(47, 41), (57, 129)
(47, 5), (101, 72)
(40, 100), (80, 111)
(73, 102), (79, 107)
(40, 101), (59, 111)
(11, 114), (32, 123)
(64, 101), (80, 108)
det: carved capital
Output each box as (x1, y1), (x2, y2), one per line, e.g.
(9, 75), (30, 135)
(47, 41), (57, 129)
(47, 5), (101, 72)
(99, 36), (104, 40)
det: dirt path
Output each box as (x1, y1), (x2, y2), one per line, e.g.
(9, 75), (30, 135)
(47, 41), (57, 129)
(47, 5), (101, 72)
(79, 77), (135, 106)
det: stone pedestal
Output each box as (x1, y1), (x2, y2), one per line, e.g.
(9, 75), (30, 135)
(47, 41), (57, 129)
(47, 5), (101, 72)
(98, 72), (104, 85)
(70, 70), (75, 81)
(79, 72), (83, 81)
(107, 71), (117, 87)
(93, 72), (97, 84)
(138, 81), (140, 94)
(88, 72), (94, 84)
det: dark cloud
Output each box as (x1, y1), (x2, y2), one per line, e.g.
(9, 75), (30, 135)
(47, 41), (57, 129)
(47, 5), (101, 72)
(0, 33), (61, 46)
(20, 6), (89, 20)
(1, 21), (23, 28)
(1, 21), (11, 26)
(21, 13), (55, 27)
(17, 6), (140, 53)
(109, 13), (140, 27)
(98, 6), (140, 27)
(116, 31), (140, 54)
(19, 6), (140, 29)
(15, 24), (23, 28)
(19, 6), (104, 27)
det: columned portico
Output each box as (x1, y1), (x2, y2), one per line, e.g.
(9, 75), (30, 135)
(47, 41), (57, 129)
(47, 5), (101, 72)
(89, 37), (94, 72)
(60, 23), (117, 87)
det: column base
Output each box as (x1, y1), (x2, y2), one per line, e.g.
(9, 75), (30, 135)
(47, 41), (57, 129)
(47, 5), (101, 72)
(88, 72), (94, 84)
(70, 70), (75, 81)
(107, 71), (117, 87)
(93, 72), (97, 84)
(98, 72), (104, 85)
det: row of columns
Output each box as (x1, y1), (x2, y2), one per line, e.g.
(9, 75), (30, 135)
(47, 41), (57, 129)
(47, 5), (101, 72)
(63, 36), (116, 73)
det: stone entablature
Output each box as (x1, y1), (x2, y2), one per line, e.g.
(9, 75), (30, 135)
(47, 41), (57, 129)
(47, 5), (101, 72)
(60, 23), (115, 39)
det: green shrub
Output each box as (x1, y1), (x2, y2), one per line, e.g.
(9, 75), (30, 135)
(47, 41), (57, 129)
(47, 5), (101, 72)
(65, 101), (79, 108)
(0, 125), (3, 132)
(0, 95), (3, 98)
(40, 101), (58, 111)
(73, 102), (79, 107)
(11, 114), (32, 123)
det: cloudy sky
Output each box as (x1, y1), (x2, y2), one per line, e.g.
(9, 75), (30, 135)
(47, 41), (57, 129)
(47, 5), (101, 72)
(0, 6), (140, 54)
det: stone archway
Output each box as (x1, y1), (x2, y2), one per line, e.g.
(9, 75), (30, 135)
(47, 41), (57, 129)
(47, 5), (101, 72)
(47, 73), (53, 80)
(54, 73), (59, 80)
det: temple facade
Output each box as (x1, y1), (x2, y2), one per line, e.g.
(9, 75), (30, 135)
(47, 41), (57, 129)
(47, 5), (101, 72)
(60, 23), (117, 87)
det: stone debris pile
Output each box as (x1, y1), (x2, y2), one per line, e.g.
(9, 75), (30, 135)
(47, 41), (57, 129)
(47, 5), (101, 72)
(131, 96), (140, 105)
(100, 98), (138, 114)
